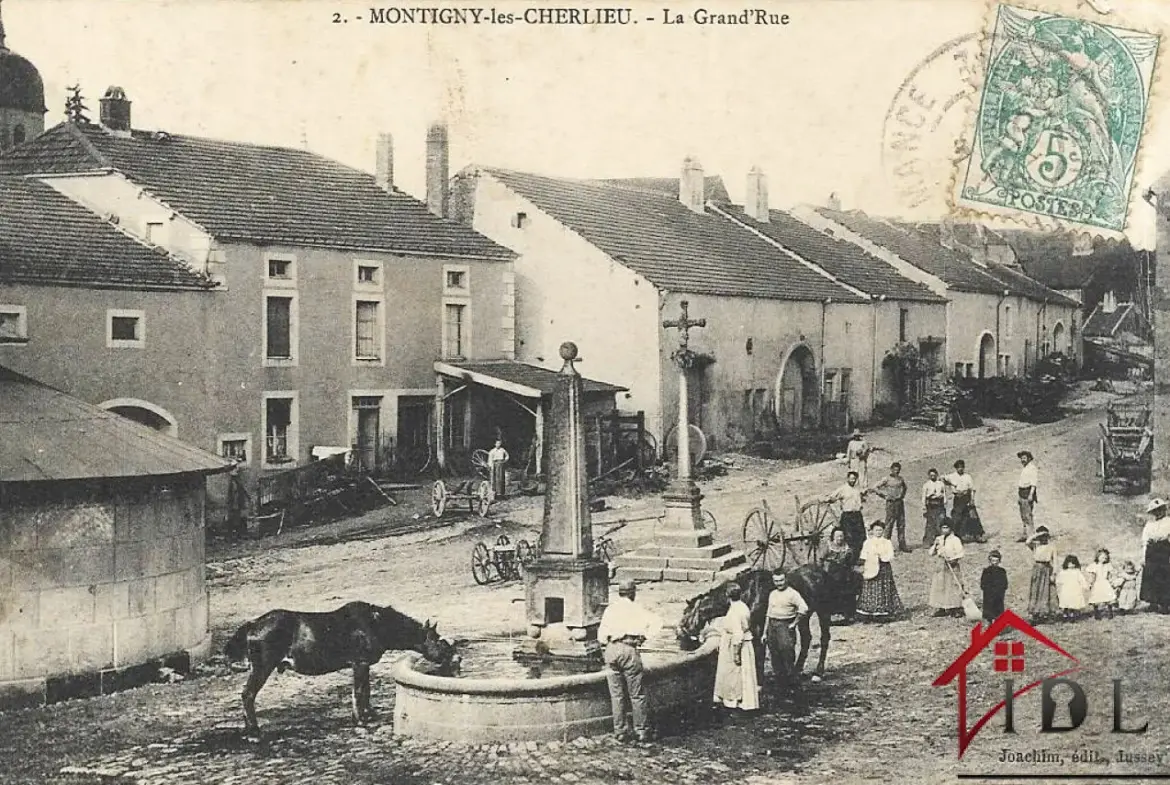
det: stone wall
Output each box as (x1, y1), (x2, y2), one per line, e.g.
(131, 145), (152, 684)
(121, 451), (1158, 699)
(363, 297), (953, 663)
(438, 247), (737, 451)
(0, 475), (210, 708)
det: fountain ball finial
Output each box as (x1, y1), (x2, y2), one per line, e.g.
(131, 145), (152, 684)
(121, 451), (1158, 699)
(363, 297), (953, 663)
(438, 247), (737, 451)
(559, 342), (578, 361)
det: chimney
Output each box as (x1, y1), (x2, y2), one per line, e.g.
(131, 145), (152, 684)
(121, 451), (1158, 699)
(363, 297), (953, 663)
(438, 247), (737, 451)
(826, 192), (842, 211)
(99, 86), (132, 135)
(375, 133), (394, 192)
(745, 166), (769, 223)
(679, 156), (705, 214)
(426, 122), (449, 218)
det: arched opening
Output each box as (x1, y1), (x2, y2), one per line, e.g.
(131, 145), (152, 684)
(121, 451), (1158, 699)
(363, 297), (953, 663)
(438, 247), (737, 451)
(98, 398), (178, 438)
(12, 125), (26, 145)
(1052, 321), (1066, 354)
(775, 343), (819, 431)
(977, 332), (996, 379)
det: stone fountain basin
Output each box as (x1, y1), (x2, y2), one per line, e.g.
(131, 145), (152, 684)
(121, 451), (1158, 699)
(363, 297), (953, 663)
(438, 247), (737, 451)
(392, 639), (719, 743)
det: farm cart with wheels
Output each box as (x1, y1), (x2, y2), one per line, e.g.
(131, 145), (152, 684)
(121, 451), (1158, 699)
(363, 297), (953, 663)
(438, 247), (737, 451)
(431, 477), (495, 518)
(470, 534), (537, 585)
(741, 496), (839, 571)
(1099, 403), (1153, 495)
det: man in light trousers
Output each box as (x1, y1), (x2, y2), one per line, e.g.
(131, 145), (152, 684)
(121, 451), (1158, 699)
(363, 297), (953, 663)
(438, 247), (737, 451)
(1016, 450), (1038, 542)
(597, 579), (659, 742)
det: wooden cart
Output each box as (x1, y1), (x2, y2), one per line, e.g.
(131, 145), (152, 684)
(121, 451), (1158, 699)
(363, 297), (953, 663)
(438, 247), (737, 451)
(741, 496), (839, 571)
(1099, 403), (1153, 495)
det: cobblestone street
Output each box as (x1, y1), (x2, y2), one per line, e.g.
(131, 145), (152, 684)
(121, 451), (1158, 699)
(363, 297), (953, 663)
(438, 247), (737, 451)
(5, 396), (1169, 785)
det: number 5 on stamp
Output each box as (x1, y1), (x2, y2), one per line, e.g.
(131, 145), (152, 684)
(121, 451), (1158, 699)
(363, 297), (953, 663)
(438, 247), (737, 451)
(954, 4), (1159, 233)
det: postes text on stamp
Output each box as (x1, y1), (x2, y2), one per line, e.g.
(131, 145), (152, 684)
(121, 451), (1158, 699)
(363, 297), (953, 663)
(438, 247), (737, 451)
(955, 4), (1159, 233)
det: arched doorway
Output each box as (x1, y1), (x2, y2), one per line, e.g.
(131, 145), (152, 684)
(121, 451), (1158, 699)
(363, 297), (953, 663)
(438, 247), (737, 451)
(98, 398), (178, 438)
(1052, 321), (1066, 354)
(775, 343), (819, 430)
(977, 332), (996, 379)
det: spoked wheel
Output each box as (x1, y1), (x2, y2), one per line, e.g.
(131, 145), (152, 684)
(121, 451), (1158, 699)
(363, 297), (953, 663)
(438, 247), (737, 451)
(471, 542), (493, 585)
(431, 480), (448, 518)
(638, 432), (658, 468)
(795, 498), (839, 566)
(477, 480), (495, 517)
(742, 506), (785, 571)
(664, 424), (708, 468)
(516, 538), (535, 567)
(702, 509), (718, 533)
(472, 449), (491, 479)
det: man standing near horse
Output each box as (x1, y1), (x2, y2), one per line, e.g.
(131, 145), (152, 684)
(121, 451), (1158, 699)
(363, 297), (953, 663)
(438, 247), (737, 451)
(764, 570), (810, 696)
(597, 579), (660, 742)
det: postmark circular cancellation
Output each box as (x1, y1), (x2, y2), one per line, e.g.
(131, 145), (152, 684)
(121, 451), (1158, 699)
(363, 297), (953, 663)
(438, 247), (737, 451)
(882, 34), (982, 216)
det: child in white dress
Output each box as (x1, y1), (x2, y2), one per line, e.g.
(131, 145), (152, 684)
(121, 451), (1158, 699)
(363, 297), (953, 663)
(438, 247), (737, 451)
(1055, 554), (1090, 621)
(1113, 560), (1141, 613)
(1085, 548), (1117, 619)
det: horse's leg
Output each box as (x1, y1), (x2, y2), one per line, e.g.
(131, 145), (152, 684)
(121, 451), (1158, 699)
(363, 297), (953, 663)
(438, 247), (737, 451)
(352, 662), (375, 724)
(812, 611), (831, 682)
(794, 615), (812, 676)
(242, 645), (279, 739)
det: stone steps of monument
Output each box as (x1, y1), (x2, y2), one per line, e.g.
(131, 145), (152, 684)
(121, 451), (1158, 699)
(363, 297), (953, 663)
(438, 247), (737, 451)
(613, 548), (746, 584)
(639, 543), (735, 560)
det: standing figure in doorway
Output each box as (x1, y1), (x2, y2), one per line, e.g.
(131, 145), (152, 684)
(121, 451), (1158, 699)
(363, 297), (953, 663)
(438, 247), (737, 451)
(1016, 451), (1039, 542)
(944, 460), (985, 543)
(487, 439), (510, 500)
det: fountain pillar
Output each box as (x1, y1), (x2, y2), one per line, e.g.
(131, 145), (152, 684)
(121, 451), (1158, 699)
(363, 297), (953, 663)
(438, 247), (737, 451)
(514, 342), (610, 664)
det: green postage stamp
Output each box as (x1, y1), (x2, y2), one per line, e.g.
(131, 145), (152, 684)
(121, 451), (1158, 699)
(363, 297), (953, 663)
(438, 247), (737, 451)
(956, 4), (1160, 232)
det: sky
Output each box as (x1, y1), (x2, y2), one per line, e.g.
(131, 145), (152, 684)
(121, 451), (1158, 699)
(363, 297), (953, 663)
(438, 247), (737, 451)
(9, 0), (1170, 247)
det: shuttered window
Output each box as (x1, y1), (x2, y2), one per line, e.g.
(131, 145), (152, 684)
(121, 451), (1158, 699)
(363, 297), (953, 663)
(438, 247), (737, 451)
(355, 300), (380, 360)
(266, 296), (292, 359)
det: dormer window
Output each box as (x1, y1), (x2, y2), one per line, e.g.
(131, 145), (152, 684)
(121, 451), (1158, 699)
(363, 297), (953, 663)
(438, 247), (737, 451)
(145, 221), (164, 244)
(265, 254), (297, 289)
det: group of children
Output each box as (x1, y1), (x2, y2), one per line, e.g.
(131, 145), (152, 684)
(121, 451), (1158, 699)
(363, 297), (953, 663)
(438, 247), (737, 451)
(980, 532), (1142, 623)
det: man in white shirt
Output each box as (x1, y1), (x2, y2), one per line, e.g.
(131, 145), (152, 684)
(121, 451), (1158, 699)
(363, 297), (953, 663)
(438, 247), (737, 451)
(827, 471), (867, 554)
(1016, 450), (1038, 542)
(845, 430), (872, 487)
(765, 571), (809, 695)
(943, 460), (984, 543)
(487, 439), (510, 499)
(597, 579), (660, 742)
(921, 468), (947, 546)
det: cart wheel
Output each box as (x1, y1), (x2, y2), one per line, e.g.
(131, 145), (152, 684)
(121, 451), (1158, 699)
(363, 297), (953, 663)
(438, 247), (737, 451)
(477, 481), (495, 517)
(472, 449), (491, 479)
(796, 500), (839, 566)
(516, 539), (535, 566)
(742, 507), (784, 571)
(471, 542), (493, 585)
(702, 509), (718, 533)
(431, 480), (448, 518)
(596, 538), (617, 563)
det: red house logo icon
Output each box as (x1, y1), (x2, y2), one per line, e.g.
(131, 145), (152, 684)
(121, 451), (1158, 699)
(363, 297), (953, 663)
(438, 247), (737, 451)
(932, 610), (1080, 758)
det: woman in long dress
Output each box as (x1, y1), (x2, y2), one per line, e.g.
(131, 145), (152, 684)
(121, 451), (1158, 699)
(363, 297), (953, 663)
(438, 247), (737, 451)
(1140, 498), (1170, 614)
(821, 528), (860, 623)
(1025, 526), (1057, 623)
(929, 521), (966, 617)
(856, 522), (904, 621)
(712, 584), (760, 711)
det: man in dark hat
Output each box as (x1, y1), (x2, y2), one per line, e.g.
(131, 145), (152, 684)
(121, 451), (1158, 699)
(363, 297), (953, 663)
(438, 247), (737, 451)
(597, 579), (659, 742)
(1016, 450), (1038, 542)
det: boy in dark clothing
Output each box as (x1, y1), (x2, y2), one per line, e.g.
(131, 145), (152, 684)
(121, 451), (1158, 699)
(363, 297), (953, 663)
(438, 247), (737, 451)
(980, 550), (1008, 622)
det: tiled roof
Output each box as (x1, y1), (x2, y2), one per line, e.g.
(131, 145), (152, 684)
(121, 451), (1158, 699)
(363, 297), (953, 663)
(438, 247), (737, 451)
(591, 176), (732, 203)
(0, 123), (513, 261)
(484, 168), (866, 303)
(997, 229), (1139, 290)
(0, 175), (214, 290)
(438, 359), (626, 397)
(816, 208), (1010, 295)
(720, 206), (945, 303)
(0, 365), (233, 483)
(1084, 303), (1146, 338)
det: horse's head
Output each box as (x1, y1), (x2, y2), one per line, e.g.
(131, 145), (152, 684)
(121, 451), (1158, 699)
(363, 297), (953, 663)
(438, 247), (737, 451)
(419, 620), (462, 676)
(676, 584), (731, 652)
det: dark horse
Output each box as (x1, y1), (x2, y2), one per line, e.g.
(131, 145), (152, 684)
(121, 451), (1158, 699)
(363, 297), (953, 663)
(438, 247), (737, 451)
(676, 566), (836, 685)
(224, 600), (461, 737)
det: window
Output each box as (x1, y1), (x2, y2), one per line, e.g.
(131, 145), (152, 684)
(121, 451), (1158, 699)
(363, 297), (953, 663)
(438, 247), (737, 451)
(1004, 306), (1013, 339)
(899, 308), (909, 343)
(265, 296), (294, 361)
(444, 264), (470, 294)
(145, 221), (164, 244)
(354, 259), (383, 289)
(445, 393), (468, 449)
(823, 371), (837, 401)
(954, 362), (965, 378)
(839, 369), (852, 404)
(217, 433), (252, 466)
(965, 363), (975, 378)
(265, 254), (297, 288)
(512, 211), (528, 229)
(0, 305), (27, 343)
(262, 394), (298, 466)
(358, 265), (378, 284)
(444, 303), (467, 358)
(354, 299), (383, 361)
(106, 309), (145, 348)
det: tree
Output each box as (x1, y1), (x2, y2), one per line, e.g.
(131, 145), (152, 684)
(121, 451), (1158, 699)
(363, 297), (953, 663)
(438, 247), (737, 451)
(65, 85), (90, 125)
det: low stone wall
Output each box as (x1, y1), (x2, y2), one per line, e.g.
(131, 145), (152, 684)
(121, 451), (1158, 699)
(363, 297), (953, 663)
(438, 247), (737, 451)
(393, 640), (718, 743)
(0, 475), (211, 708)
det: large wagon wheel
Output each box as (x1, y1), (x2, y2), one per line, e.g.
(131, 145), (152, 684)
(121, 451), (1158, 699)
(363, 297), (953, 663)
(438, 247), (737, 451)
(472, 449), (491, 479)
(431, 480), (448, 518)
(794, 497), (839, 566)
(664, 424), (708, 468)
(742, 504), (785, 571)
(471, 542), (493, 585)
(702, 509), (718, 533)
(476, 480), (495, 517)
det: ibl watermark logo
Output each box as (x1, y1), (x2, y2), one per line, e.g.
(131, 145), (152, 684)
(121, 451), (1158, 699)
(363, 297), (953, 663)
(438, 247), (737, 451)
(932, 610), (1148, 760)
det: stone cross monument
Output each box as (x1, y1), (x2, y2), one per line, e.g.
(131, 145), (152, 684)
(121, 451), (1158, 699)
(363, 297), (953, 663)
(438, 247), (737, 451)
(514, 342), (610, 664)
(613, 301), (745, 582)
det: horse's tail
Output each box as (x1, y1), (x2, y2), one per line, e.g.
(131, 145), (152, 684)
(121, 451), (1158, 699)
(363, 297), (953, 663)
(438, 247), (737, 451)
(223, 622), (252, 662)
